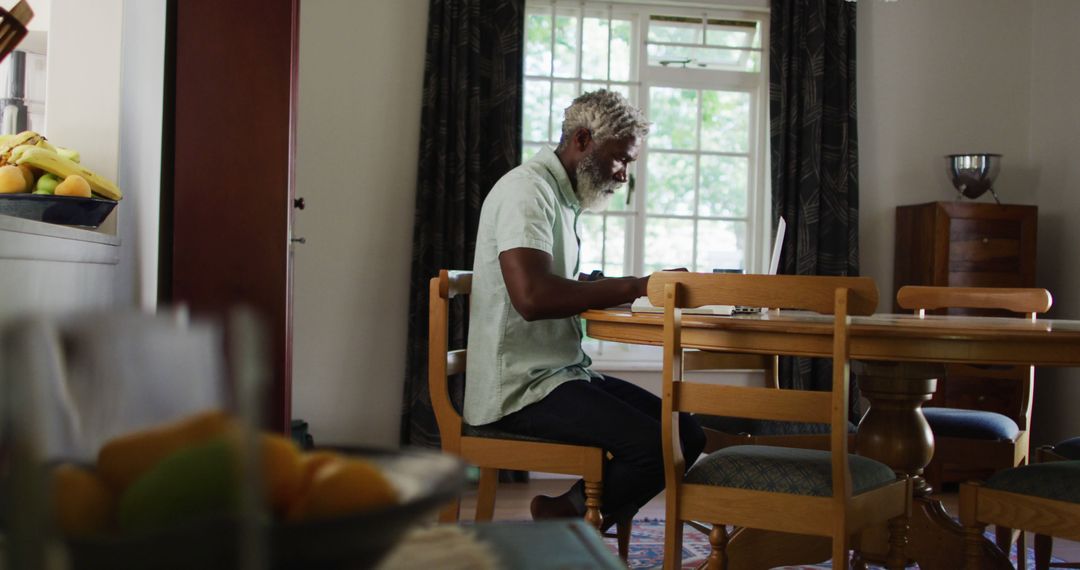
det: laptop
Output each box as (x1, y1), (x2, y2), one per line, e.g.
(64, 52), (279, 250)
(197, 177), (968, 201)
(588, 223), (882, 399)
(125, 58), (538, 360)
(630, 217), (786, 316)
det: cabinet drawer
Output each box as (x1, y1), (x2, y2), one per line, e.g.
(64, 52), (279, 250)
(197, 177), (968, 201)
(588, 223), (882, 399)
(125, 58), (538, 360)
(948, 218), (1022, 274)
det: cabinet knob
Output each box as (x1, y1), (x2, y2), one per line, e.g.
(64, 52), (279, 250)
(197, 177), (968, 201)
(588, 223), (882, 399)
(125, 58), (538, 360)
(294, 197), (306, 210)
(291, 237), (306, 245)
(982, 237), (989, 244)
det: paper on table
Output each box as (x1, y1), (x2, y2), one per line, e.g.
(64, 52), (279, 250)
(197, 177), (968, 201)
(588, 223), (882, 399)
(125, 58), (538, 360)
(630, 296), (735, 316)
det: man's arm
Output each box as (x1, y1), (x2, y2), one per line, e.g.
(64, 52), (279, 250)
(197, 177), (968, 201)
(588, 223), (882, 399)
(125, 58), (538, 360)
(499, 247), (647, 321)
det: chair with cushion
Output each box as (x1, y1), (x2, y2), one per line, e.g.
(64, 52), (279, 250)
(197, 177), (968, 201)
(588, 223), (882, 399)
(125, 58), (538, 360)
(896, 285), (1053, 493)
(897, 286), (1052, 556)
(428, 270), (631, 559)
(960, 461), (1080, 570)
(652, 272), (912, 570)
(1031, 437), (1080, 569)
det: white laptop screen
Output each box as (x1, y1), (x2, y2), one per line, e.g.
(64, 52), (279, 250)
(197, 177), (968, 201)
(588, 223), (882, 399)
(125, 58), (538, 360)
(767, 217), (786, 276)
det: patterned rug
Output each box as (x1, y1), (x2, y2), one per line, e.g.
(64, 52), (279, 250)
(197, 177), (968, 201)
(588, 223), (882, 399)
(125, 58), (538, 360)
(601, 518), (1063, 569)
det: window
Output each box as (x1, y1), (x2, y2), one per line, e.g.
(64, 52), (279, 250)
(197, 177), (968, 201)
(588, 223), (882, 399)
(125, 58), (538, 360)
(523, 1), (769, 368)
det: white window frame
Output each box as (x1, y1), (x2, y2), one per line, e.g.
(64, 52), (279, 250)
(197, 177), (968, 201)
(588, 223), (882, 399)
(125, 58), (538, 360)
(523, 0), (770, 370)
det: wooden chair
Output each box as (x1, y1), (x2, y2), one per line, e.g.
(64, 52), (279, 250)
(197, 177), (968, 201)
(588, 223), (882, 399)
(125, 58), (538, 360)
(651, 272), (912, 570)
(960, 461), (1080, 570)
(1032, 438), (1080, 569)
(687, 351), (857, 453)
(427, 270), (631, 559)
(896, 286), (1053, 492)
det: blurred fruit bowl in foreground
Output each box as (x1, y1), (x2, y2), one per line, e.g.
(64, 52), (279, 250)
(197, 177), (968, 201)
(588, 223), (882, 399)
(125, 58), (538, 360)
(48, 410), (466, 569)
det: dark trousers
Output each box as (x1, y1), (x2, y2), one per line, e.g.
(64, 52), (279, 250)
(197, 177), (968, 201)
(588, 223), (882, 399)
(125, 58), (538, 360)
(485, 374), (705, 524)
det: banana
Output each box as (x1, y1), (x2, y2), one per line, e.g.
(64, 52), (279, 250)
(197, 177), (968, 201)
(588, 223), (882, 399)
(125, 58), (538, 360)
(34, 138), (57, 153)
(13, 145), (122, 200)
(0, 130), (45, 166)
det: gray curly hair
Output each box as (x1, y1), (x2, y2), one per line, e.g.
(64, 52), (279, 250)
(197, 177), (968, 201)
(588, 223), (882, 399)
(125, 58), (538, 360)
(555, 90), (650, 151)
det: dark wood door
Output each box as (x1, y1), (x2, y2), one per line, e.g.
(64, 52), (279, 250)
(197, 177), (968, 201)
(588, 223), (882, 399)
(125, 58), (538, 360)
(164, 0), (299, 431)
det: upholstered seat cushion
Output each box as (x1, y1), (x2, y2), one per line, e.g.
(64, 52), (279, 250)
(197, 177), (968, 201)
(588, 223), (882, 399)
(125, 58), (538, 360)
(685, 445), (896, 497)
(694, 414), (857, 436)
(985, 461), (1080, 504)
(1055, 436), (1080, 460)
(922, 408), (1019, 441)
(463, 423), (572, 445)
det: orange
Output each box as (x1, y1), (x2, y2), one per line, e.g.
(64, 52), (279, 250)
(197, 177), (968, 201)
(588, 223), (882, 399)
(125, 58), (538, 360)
(97, 409), (235, 493)
(51, 463), (114, 536)
(291, 458), (396, 521)
(284, 450), (343, 519)
(260, 433), (303, 512)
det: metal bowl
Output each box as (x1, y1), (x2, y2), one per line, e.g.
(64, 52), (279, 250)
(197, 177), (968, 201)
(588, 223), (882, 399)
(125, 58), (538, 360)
(945, 153), (1001, 201)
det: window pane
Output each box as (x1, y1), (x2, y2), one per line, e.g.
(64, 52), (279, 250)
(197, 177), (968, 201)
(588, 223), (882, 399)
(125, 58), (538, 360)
(648, 15), (703, 44)
(701, 90), (750, 153)
(644, 217), (694, 274)
(554, 13), (579, 77)
(579, 215), (628, 279)
(648, 87), (698, 150)
(705, 20), (760, 48)
(579, 214), (604, 275)
(522, 144), (544, 163)
(610, 84), (630, 98)
(603, 215), (627, 276)
(699, 155), (748, 217)
(550, 81), (578, 144)
(647, 44), (760, 72)
(525, 11), (553, 76)
(610, 20), (632, 82)
(646, 44), (695, 69)
(582, 81), (606, 94)
(581, 17), (609, 80)
(697, 219), (746, 272)
(646, 152), (695, 215)
(524, 80), (551, 142)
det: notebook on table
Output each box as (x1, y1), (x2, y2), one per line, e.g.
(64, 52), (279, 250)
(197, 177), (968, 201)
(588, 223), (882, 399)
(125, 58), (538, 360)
(630, 218), (786, 316)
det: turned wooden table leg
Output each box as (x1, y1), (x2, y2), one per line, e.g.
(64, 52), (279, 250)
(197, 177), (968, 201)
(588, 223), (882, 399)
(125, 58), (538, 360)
(851, 361), (1013, 570)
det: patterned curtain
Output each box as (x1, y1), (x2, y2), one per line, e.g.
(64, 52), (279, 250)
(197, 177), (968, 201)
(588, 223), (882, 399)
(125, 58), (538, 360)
(770, 0), (860, 410)
(401, 0), (524, 448)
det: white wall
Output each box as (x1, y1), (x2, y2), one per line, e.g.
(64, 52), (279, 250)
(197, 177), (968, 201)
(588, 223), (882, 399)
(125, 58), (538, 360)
(117, 0), (167, 311)
(857, 0), (1035, 308)
(291, 0), (428, 447)
(1028, 0), (1080, 445)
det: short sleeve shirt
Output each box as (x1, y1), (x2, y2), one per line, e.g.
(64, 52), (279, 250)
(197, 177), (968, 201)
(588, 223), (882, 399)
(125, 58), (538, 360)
(464, 147), (601, 426)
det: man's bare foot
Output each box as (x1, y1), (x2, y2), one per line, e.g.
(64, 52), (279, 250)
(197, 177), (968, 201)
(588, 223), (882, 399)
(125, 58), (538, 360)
(529, 494), (580, 520)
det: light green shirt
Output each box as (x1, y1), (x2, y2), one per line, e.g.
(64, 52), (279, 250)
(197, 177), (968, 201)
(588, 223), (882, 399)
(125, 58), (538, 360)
(464, 147), (601, 426)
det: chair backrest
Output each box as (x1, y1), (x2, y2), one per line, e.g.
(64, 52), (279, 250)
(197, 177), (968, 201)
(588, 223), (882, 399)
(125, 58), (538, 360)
(896, 286), (1052, 320)
(653, 271), (878, 506)
(428, 270), (472, 450)
(896, 285), (1052, 429)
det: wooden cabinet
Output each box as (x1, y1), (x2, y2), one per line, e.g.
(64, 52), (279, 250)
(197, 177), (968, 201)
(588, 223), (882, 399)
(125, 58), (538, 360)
(893, 201), (1038, 418)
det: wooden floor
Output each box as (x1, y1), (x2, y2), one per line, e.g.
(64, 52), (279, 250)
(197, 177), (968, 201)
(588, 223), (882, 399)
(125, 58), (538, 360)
(458, 476), (1080, 564)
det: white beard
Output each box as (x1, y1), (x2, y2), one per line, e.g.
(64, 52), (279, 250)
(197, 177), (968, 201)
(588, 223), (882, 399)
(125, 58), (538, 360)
(575, 152), (621, 212)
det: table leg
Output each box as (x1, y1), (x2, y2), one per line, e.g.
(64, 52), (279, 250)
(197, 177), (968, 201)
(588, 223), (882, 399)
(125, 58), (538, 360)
(852, 362), (1013, 570)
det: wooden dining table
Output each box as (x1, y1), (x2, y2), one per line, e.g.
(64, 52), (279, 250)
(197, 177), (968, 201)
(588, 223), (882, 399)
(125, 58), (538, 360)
(582, 307), (1080, 570)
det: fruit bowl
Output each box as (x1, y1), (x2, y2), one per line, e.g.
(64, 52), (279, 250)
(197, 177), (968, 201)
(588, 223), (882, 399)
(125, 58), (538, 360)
(64, 447), (466, 570)
(0, 194), (117, 228)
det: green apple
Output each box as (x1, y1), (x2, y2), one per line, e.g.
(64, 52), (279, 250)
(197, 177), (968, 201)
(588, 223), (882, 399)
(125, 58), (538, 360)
(33, 173), (60, 195)
(117, 436), (241, 532)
